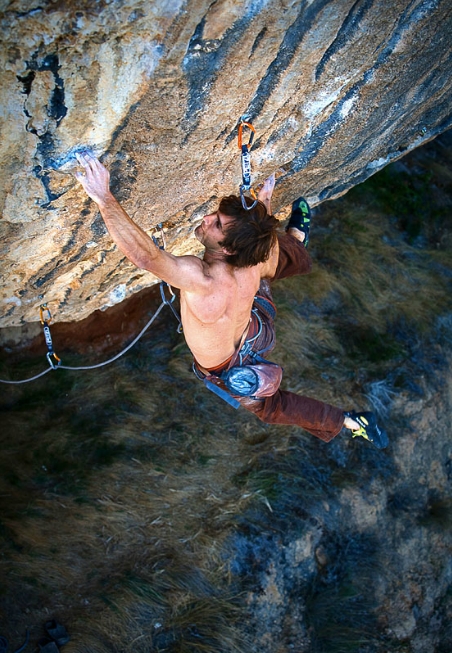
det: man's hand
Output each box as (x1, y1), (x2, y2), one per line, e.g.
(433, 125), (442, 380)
(257, 173), (275, 214)
(75, 152), (112, 207)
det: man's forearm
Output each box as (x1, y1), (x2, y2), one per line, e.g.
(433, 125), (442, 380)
(96, 192), (160, 270)
(75, 151), (161, 271)
(257, 174), (275, 215)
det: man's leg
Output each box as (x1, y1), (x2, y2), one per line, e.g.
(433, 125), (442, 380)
(239, 392), (388, 447)
(249, 198), (343, 442)
(239, 391), (345, 443)
(272, 196), (313, 281)
(225, 194), (386, 447)
(273, 232), (312, 281)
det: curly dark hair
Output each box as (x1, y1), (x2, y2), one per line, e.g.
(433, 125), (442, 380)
(218, 195), (279, 268)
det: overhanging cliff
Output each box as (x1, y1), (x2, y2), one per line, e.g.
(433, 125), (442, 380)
(1, 0), (451, 328)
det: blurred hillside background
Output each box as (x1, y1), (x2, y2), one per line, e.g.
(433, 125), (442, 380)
(1, 131), (452, 653)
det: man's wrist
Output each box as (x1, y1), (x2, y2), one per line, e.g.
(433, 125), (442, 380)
(96, 191), (116, 210)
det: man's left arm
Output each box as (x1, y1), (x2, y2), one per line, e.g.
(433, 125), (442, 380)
(74, 152), (209, 292)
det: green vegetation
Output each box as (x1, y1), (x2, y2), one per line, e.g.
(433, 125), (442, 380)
(1, 136), (452, 651)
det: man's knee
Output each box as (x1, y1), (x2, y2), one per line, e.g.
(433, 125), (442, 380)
(273, 234), (312, 280)
(239, 395), (278, 424)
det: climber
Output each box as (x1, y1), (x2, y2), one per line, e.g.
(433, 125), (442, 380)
(75, 151), (388, 448)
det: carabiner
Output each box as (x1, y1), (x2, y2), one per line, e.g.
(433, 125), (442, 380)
(46, 352), (61, 369)
(39, 303), (62, 366)
(160, 281), (183, 333)
(40, 303), (52, 325)
(152, 223), (166, 251)
(238, 121), (255, 151)
(160, 280), (176, 306)
(239, 186), (258, 211)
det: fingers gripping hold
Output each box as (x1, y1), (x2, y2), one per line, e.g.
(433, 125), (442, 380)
(75, 151), (111, 204)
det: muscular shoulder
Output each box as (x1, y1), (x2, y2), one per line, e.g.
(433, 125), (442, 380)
(159, 252), (213, 292)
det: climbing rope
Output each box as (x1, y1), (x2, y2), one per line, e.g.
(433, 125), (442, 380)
(0, 366), (54, 385)
(0, 227), (181, 384)
(238, 117), (258, 211)
(0, 301), (168, 384)
(58, 300), (167, 371)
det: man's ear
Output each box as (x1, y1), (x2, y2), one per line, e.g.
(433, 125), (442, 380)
(221, 246), (235, 255)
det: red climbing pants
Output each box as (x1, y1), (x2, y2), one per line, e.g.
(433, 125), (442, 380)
(196, 234), (345, 442)
(240, 234), (345, 442)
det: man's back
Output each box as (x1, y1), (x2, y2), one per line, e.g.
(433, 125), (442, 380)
(180, 239), (279, 368)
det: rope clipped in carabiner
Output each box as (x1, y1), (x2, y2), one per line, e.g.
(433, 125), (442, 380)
(40, 304), (61, 369)
(238, 119), (258, 211)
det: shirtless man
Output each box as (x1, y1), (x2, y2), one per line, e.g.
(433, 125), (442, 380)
(75, 152), (388, 448)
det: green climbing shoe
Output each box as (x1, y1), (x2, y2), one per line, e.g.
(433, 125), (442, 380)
(344, 411), (388, 449)
(286, 197), (311, 246)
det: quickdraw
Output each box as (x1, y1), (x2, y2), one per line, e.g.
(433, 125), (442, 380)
(39, 303), (62, 369)
(238, 118), (258, 211)
(0, 222), (184, 384)
(153, 223), (183, 333)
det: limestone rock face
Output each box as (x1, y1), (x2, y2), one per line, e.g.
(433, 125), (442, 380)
(1, 0), (451, 328)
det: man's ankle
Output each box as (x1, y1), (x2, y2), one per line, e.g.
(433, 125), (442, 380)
(343, 415), (359, 431)
(287, 227), (306, 243)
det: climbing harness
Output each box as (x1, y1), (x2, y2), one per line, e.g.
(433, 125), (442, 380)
(0, 226), (182, 385)
(238, 118), (259, 211)
(193, 296), (282, 408)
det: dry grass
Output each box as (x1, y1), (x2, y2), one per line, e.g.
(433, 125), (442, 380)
(1, 136), (452, 651)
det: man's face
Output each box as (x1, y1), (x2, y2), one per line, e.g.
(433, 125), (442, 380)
(195, 211), (235, 252)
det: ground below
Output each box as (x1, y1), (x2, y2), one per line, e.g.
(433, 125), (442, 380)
(1, 134), (452, 653)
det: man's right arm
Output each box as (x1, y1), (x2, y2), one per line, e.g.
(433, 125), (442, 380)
(256, 173), (279, 278)
(75, 152), (209, 292)
(257, 173), (275, 215)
